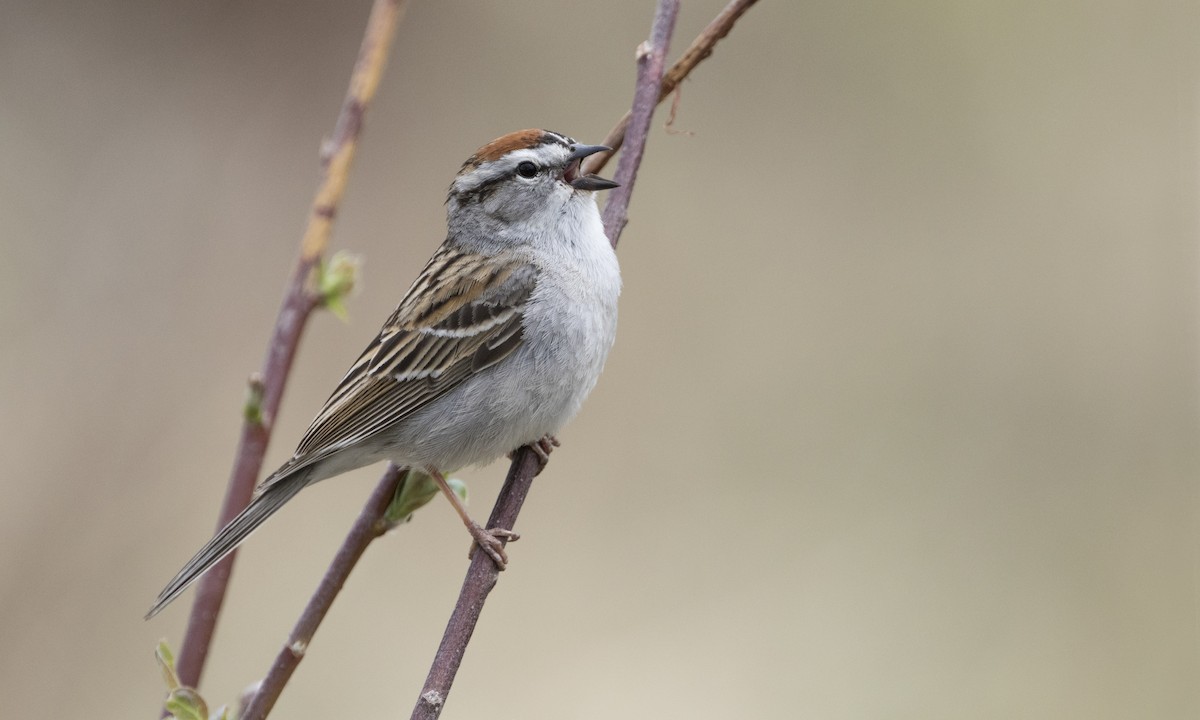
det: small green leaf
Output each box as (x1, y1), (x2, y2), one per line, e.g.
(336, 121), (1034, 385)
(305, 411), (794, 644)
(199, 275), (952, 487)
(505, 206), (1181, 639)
(317, 250), (362, 322)
(384, 469), (468, 526)
(156, 641), (180, 690)
(157, 640), (224, 720)
(164, 688), (208, 720)
(242, 374), (265, 425)
(325, 294), (349, 321)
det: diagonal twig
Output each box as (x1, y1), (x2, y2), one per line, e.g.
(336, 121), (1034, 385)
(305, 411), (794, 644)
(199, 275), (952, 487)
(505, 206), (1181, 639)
(582, 0), (760, 179)
(599, 0), (682, 245)
(239, 465), (407, 720)
(410, 1), (681, 718)
(167, 0), (408, 698)
(216, 0), (760, 716)
(408, 448), (545, 720)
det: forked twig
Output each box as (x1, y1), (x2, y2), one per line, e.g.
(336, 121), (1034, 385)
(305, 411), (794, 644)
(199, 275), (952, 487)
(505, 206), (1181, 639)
(599, 0), (682, 245)
(239, 466), (407, 720)
(166, 0), (408, 698)
(582, 0), (759, 178)
(173, 0), (760, 716)
(410, 0), (681, 717)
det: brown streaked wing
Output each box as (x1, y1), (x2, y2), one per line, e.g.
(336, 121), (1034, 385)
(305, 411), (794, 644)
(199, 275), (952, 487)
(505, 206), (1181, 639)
(283, 248), (537, 467)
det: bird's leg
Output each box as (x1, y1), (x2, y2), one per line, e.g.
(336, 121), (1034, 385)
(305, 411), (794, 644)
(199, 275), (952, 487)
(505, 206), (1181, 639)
(427, 467), (517, 570)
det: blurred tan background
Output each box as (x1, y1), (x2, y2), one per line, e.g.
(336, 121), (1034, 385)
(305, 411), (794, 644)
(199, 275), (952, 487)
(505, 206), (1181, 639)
(1, 0), (1196, 717)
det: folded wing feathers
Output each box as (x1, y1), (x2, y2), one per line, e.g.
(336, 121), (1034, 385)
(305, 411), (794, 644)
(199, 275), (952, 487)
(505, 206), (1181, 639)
(149, 249), (538, 618)
(290, 249), (536, 461)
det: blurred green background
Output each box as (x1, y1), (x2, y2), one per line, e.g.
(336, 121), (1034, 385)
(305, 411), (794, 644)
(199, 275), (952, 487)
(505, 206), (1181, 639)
(1, 1), (1196, 717)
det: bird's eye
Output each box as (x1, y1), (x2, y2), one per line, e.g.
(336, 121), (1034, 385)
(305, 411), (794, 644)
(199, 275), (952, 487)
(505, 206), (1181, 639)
(516, 161), (538, 179)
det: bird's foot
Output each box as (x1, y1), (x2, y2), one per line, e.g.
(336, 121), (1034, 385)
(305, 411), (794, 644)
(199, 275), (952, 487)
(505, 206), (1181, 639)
(466, 523), (519, 569)
(521, 434), (560, 474)
(507, 435), (560, 466)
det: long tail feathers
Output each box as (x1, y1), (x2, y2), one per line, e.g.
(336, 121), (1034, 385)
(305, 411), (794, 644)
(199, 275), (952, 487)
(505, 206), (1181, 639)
(145, 475), (308, 619)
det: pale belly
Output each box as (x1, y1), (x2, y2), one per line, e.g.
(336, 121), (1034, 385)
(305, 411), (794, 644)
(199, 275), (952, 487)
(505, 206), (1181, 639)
(372, 273), (619, 472)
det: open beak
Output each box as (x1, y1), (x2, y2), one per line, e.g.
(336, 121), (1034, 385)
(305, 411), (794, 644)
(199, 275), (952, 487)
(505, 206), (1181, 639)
(565, 144), (619, 191)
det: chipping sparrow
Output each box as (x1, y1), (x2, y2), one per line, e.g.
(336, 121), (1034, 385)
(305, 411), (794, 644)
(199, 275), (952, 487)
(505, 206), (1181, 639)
(147, 129), (620, 619)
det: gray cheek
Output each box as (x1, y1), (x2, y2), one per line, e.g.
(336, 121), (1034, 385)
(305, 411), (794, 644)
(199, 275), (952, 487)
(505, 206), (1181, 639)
(483, 183), (551, 223)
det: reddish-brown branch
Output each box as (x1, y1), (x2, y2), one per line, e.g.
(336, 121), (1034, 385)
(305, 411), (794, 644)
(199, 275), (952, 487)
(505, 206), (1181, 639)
(410, 448), (543, 720)
(240, 465), (407, 720)
(599, 0), (682, 245)
(205, 0), (760, 716)
(582, 0), (760, 179)
(167, 0), (408, 697)
(409, 1), (681, 718)
(172, 267), (316, 696)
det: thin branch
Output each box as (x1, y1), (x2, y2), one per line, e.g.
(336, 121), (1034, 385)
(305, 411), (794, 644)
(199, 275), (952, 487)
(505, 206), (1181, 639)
(582, 0), (760, 178)
(409, 448), (543, 720)
(240, 465), (407, 720)
(599, 0), (682, 246)
(168, 0), (408, 696)
(410, 1), (680, 718)
(214, 0), (759, 715)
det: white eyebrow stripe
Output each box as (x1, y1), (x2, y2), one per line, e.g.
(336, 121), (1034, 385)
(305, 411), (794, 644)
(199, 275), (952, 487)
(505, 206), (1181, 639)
(452, 145), (571, 194)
